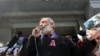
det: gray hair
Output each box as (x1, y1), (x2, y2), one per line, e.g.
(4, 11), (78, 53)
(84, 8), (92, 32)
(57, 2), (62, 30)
(41, 17), (55, 28)
(93, 13), (100, 27)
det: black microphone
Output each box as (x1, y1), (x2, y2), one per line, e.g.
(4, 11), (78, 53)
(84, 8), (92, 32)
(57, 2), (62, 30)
(2, 31), (23, 56)
(7, 31), (23, 48)
(38, 25), (44, 30)
(33, 26), (43, 56)
(1, 35), (19, 56)
(78, 30), (86, 36)
(7, 35), (19, 48)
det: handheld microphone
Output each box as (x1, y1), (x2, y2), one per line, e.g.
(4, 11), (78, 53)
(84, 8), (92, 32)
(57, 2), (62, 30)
(33, 26), (43, 56)
(7, 35), (19, 48)
(38, 25), (44, 30)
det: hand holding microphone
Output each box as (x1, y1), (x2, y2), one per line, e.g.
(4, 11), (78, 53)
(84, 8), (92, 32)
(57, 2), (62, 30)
(32, 26), (43, 38)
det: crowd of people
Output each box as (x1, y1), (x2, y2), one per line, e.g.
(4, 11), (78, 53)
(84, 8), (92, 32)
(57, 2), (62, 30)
(0, 15), (100, 56)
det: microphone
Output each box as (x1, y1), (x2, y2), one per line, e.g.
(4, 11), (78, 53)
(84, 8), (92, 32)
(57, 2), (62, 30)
(78, 30), (86, 36)
(33, 26), (43, 37)
(32, 26), (43, 56)
(1, 35), (19, 56)
(7, 35), (19, 48)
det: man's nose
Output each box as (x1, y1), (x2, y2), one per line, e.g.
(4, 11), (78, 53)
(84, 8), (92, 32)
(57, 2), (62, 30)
(39, 24), (43, 26)
(39, 23), (43, 26)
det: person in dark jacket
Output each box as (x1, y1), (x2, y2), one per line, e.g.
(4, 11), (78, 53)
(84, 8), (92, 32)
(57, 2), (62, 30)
(19, 17), (99, 56)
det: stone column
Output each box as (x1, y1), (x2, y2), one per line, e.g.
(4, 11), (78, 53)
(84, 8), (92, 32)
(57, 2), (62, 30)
(0, 18), (11, 47)
(85, 0), (100, 19)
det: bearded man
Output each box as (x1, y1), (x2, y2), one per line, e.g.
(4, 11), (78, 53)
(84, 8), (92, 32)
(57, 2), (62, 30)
(19, 17), (99, 56)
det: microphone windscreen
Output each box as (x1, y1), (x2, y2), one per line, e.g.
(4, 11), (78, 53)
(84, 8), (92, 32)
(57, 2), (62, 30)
(78, 30), (86, 36)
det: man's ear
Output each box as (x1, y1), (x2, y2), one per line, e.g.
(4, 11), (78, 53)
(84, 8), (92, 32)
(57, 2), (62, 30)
(50, 22), (53, 27)
(50, 22), (55, 29)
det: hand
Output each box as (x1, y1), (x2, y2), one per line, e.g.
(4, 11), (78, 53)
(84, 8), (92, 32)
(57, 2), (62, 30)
(87, 28), (100, 41)
(32, 26), (41, 38)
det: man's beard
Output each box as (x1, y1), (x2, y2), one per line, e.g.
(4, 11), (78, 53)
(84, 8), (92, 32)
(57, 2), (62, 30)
(42, 25), (52, 35)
